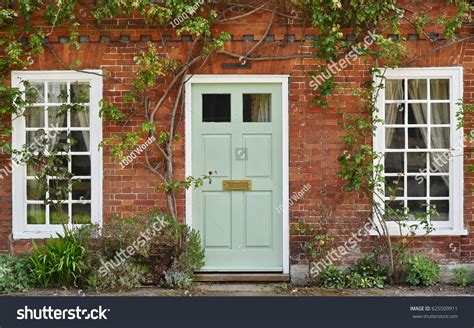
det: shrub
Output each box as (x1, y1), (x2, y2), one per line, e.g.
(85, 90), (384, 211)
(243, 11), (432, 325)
(320, 265), (345, 289)
(345, 256), (388, 288)
(87, 259), (147, 291)
(0, 254), (32, 294)
(30, 228), (86, 288)
(452, 267), (469, 287)
(406, 254), (439, 286)
(81, 211), (205, 290)
(162, 270), (193, 289)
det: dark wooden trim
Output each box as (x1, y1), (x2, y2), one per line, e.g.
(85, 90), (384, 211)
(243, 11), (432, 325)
(194, 273), (290, 282)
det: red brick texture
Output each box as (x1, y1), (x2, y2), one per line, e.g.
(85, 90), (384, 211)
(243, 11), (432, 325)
(1, 1), (473, 267)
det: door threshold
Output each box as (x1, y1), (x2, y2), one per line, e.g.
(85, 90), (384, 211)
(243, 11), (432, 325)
(194, 273), (290, 282)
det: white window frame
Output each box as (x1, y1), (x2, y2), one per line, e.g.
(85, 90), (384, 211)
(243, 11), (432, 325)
(11, 70), (103, 239)
(373, 67), (467, 236)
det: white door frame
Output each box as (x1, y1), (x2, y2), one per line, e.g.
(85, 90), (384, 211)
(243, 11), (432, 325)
(184, 74), (290, 274)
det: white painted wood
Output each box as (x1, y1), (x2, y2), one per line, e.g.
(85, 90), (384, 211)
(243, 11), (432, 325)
(11, 70), (103, 239)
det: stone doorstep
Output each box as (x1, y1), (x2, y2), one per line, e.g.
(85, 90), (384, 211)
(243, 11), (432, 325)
(194, 273), (290, 282)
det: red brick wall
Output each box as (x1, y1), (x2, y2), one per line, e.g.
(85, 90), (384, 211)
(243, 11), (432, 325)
(1, 1), (473, 266)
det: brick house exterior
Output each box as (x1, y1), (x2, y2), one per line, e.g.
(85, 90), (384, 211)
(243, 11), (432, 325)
(1, 0), (473, 282)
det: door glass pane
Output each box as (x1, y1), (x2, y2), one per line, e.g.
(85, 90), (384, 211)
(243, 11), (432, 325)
(243, 94), (271, 122)
(431, 200), (449, 221)
(48, 82), (67, 103)
(384, 152), (404, 173)
(408, 128), (427, 148)
(385, 103), (404, 124)
(72, 155), (91, 175)
(431, 103), (450, 124)
(72, 203), (91, 224)
(27, 204), (46, 224)
(50, 204), (69, 224)
(385, 128), (404, 148)
(408, 103), (427, 124)
(385, 80), (404, 100)
(407, 176), (426, 197)
(202, 94), (231, 122)
(70, 82), (90, 103)
(430, 79), (449, 100)
(25, 107), (45, 127)
(408, 79), (427, 100)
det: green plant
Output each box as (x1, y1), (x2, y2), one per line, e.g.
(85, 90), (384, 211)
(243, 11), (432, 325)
(162, 270), (193, 289)
(452, 267), (469, 287)
(406, 254), (440, 286)
(319, 265), (345, 289)
(345, 256), (388, 288)
(0, 254), (32, 294)
(30, 228), (86, 288)
(87, 259), (147, 291)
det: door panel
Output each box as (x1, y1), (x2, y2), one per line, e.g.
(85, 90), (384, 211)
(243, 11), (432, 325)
(192, 83), (283, 271)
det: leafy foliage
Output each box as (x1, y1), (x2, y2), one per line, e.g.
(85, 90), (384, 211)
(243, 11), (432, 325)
(319, 265), (345, 289)
(162, 270), (193, 289)
(0, 254), (33, 294)
(406, 254), (440, 286)
(452, 267), (469, 287)
(345, 256), (388, 288)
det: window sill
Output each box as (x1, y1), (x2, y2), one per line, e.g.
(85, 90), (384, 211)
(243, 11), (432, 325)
(369, 227), (468, 237)
(13, 230), (66, 240)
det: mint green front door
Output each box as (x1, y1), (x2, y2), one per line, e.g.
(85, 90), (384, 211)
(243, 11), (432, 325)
(192, 83), (283, 271)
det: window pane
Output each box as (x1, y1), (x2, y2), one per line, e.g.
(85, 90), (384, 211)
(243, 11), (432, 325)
(50, 131), (69, 152)
(385, 177), (404, 197)
(72, 155), (91, 175)
(71, 131), (90, 152)
(48, 179), (69, 200)
(385, 200), (404, 221)
(385, 80), (404, 100)
(430, 79), (449, 100)
(27, 204), (46, 224)
(429, 152), (449, 173)
(408, 103), (427, 124)
(27, 180), (46, 200)
(430, 176), (449, 197)
(70, 82), (90, 103)
(26, 82), (45, 103)
(430, 127), (449, 149)
(407, 176), (426, 197)
(50, 204), (69, 225)
(408, 79), (427, 100)
(385, 103), (404, 124)
(26, 130), (47, 148)
(71, 106), (89, 127)
(72, 203), (91, 224)
(25, 107), (45, 127)
(385, 128), (404, 148)
(243, 94), (271, 122)
(431, 103), (450, 125)
(407, 200), (427, 219)
(48, 106), (67, 127)
(72, 180), (91, 200)
(431, 200), (449, 221)
(407, 152), (427, 172)
(48, 82), (67, 103)
(384, 152), (404, 173)
(408, 128), (427, 148)
(202, 94), (231, 122)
